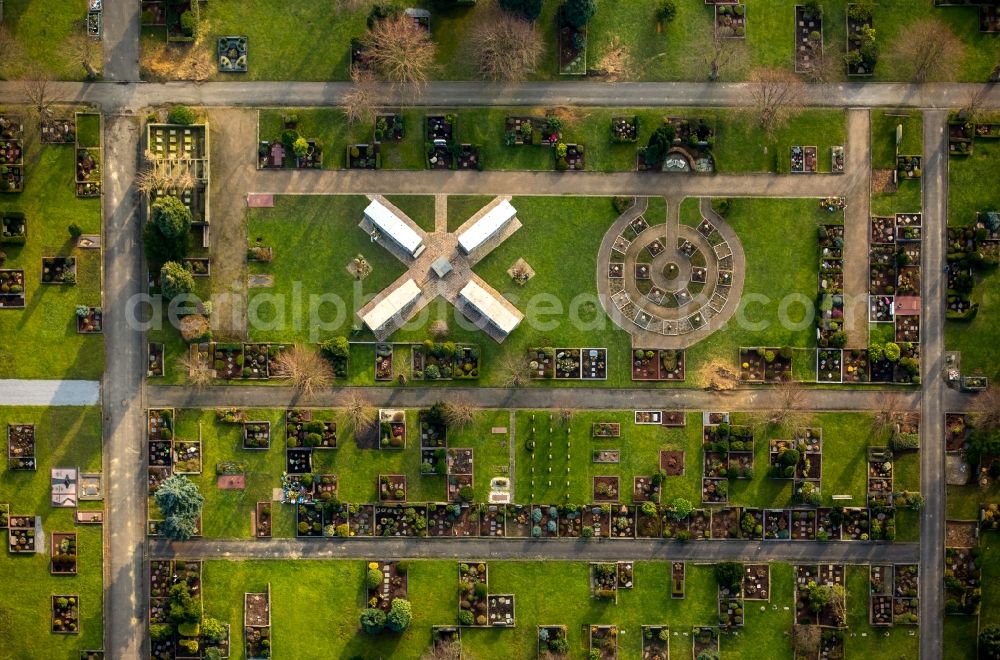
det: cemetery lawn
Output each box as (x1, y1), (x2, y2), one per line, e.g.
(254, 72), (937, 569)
(242, 194), (821, 389)
(943, 616), (979, 660)
(170, 407), (510, 539)
(0, 137), (104, 379)
(980, 534), (1000, 629)
(0, 406), (103, 656)
(258, 106), (846, 174)
(869, 109), (923, 217)
(844, 565), (920, 658)
(0, 0), (101, 80)
(946, 137), (1000, 380)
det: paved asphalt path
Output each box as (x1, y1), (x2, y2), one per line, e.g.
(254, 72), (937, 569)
(0, 380), (100, 405)
(919, 111), (949, 660)
(101, 0), (140, 82)
(2, 81), (1000, 112)
(150, 538), (919, 563)
(101, 114), (145, 660)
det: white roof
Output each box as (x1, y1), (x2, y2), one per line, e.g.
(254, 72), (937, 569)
(361, 279), (421, 332)
(365, 199), (423, 256)
(459, 280), (522, 336)
(457, 200), (516, 254)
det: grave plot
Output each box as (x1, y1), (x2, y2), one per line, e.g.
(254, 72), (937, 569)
(527, 347), (555, 379)
(429, 503), (479, 537)
(790, 510), (817, 541)
(592, 422), (620, 438)
(867, 447), (894, 506)
(419, 410), (447, 447)
(285, 409), (336, 449)
(557, 143), (585, 171)
(660, 450), (685, 476)
(488, 594), (515, 626)
(610, 505), (636, 538)
(366, 560), (408, 612)
(242, 421), (271, 450)
(76, 306), (103, 334)
(842, 507), (869, 541)
(432, 627), (461, 658)
(794, 564), (846, 627)
(458, 562), (489, 626)
(447, 474), (473, 503)
(0, 211), (26, 248)
(946, 413), (971, 452)
(846, 3), (876, 75)
(555, 348), (581, 379)
(379, 409), (406, 449)
(374, 343), (393, 380)
(212, 343), (244, 380)
(715, 2), (746, 38)
(374, 114), (405, 143)
(868, 504), (896, 542)
(764, 509), (790, 540)
(349, 504), (374, 537)
(531, 505), (559, 539)
(582, 504), (611, 539)
(692, 627), (719, 660)
(538, 625), (569, 658)
(679, 508), (705, 539)
(559, 504), (583, 538)
(0, 503), (8, 529)
(842, 348), (869, 383)
(633, 475), (661, 503)
(710, 507), (742, 540)
(794, 4), (824, 74)
(580, 348), (607, 379)
(41, 257), (77, 285)
(255, 502), (272, 538)
(631, 349), (685, 380)
(635, 410), (662, 425)
(8, 515), (37, 553)
(870, 564), (894, 626)
(479, 505), (505, 537)
(945, 546), (981, 615)
(7, 423), (36, 471)
(744, 565), (770, 601)
(635, 502), (661, 537)
(817, 507), (843, 541)
(671, 562), (685, 599)
(0, 115), (25, 192)
(505, 504), (532, 538)
(790, 145), (818, 173)
(315, 474), (338, 502)
(426, 115), (456, 169)
(240, 342), (269, 378)
(610, 115), (638, 143)
(51, 595), (80, 634)
(591, 562), (619, 601)
(172, 440), (202, 474)
(718, 585), (745, 629)
(244, 587), (272, 660)
(374, 504), (427, 537)
(421, 448), (446, 475)
(893, 564), (919, 625)
(816, 348), (843, 382)
(50, 532), (78, 575)
(741, 508), (764, 540)
(593, 476), (620, 503)
(378, 475), (407, 502)
(41, 117), (76, 144)
(589, 625), (618, 660)
(295, 503), (323, 537)
(218, 35), (248, 72)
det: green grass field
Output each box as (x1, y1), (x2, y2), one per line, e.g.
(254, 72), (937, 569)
(0, 119), (104, 380)
(946, 137), (1000, 380)
(0, 0), (101, 80)
(143, 0), (998, 83)
(0, 406), (103, 657)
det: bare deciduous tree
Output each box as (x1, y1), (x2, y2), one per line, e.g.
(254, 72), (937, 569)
(973, 386), (1000, 432)
(743, 67), (805, 137)
(272, 345), (333, 396)
(18, 63), (61, 117)
(707, 40), (737, 82)
(421, 640), (462, 660)
(342, 69), (378, 126)
(768, 381), (806, 428)
(176, 350), (214, 390)
(890, 18), (965, 83)
(498, 351), (530, 388)
(444, 402), (477, 430)
(343, 391), (377, 433)
(468, 5), (543, 82)
(360, 14), (437, 87)
(792, 625), (822, 656)
(960, 85), (991, 127)
(61, 30), (100, 81)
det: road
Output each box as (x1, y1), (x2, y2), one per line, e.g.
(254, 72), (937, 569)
(919, 111), (949, 660)
(0, 380), (100, 405)
(150, 537), (920, 563)
(2, 80), (1000, 112)
(101, 113), (145, 660)
(101, 0), (140, 82)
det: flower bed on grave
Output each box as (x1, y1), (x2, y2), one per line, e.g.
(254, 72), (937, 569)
(458, 561), (489, 626)
(581, 504), (610, 539)
(244, 588), (271, 659)
(421, 447), (446, 475)
(75, 305), (103, 333)
(527, 347), (555, 378)
(367, 560), (408, 611)
(555, 143), (584, 171)
(642, 625), (670, 658)
(558, 23), (587, 76)
(285, 410), (336, 449)
(715, 3), (746, 39)
(711, 507), (741, 539)
(315, 475), (338, 504)
(592, 422), (620, 438)
(589, 625), (618, 659)
(8, 423), (36, 471)
(172, 440), (202, 474)
(375, 504), (427, 537)
(42, 257), (77, 285)
(148, 408), (174, 442)
(379, 409), (406, 449)
(374, 114), (405, 143)
(218, 36), (248, 72)
(763, 509), (789, 540)
(897, 155), (922, 180)
(790, 510), (818, 540)
(610, 505), (635, 538)
(52, 595), (80, 633)
(480, 505), (505, 537)
(242, 421), (270, 450)
(692, 627), (719, 660)
(212, 343), (244, 379)
(817, 348), (842, 382)
(794, 5), (824, 74)
(0, 269), (25, 308)
(255, 502), (271, 538)
(591, 563), (618, 601)
(412, 342), (480, 380)
(374, 342), (393, 381)
(739, 508), (763, 540)
(636, 502), (661, 537)
(296, 503), (323, 537)
(76, 148), (101, 197)
(0, 117), (24, 193)
(633, 476), (661, 504)
(593, 476), (620, 503)
(41, 118), (76, 144)
(379, 474), (407, 502)
(347, 143), (380, 169)
(846, 4), (876, 75)
(945, 546), (981, 614)
(610, 116), (638, 143)
(0, 503), (8, 530)
(659, 450), (685, 477)
(530, 505), (559, 539)
(430, 503), (479, 537)
(8, 515), (36, 552)
(538, 625), (569, 658)
(632, 349), (685, 380)
(51, 532), (78, 575)
(505, 116), (562, 147)
(0, 210), (26, 244)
